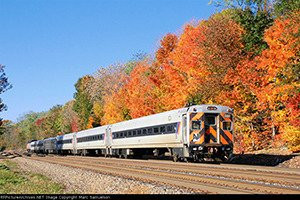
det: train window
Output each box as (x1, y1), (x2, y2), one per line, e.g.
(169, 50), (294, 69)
(142, 129), (147, 135)
(167, 125), (173, 132)
(206, 116), (216, 126)
(133, 130), (137, 136)
(120, 132), (123, 137)
(147, 128), (152, 134)
(137, 130), (141, 135)
(154, 127), (159, 134)
(160, 126), (166, 133)
(128, 131), (132, 136)
(223, 121), (232, 131)
(192, 121), (201, 130)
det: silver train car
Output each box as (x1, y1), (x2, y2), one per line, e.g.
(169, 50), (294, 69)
(28, 104), (234, 162)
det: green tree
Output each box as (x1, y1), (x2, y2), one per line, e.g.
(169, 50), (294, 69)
(234, 8), (273, 55)
(0, 65), (12, 114)
(40, 105), (63, 138)
(273, 0), (300, 17)
(14, 112), (42, 147)
(209, 1), (274, 55)
(73, 76), (94, 130)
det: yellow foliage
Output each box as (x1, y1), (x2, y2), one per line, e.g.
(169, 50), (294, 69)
(282, 125), (300, 152)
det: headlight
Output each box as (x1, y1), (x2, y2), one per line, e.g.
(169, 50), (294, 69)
(225, 113), (231, 118)
(198, 146), (203, 150)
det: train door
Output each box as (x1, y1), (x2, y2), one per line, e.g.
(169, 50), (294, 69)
(105, 126), (112, 156)
(204, 113), (220, 144)
(182, 114), (188, 145)
(72, 133), (77, 155)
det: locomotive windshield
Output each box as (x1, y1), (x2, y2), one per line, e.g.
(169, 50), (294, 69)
(192, 121), (201, 130)
(223, 121), (232, 131)
(205, 116), (216, 126)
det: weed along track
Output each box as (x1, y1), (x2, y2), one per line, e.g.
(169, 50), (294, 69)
(28, 156), (300, 194)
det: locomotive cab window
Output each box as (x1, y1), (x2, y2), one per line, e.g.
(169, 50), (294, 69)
(223, 121), (232, 131)
(205, 116), (216, 126)
(192, 121), (201, 130)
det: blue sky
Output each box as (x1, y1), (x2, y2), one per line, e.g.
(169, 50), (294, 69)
(0, 0), (216, 122)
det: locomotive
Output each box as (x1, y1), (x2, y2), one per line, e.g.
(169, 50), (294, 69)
(27, 104), (234, 162)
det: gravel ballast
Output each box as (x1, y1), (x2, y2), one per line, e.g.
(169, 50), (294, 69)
(14, 157), (196, 194)
(278, 156), (300, 169)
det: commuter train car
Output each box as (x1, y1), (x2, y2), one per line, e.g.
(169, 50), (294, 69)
(56, 133), (75, 154)
(75, 125), (108, 156)
(108, 108), (181, 159)
(107, 104), (233, 161)
(44, 137), (57, 154)
(28, 104), (234, 162)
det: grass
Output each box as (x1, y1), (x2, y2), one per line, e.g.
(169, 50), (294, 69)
(0, 160), (64, 194)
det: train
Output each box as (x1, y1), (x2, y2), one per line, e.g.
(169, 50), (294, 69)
(26, 104), (234, 162)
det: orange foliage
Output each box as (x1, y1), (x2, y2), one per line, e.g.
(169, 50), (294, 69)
(86, 116), (94, 129)
(94, 11), (299, 152)
(123, 61), (160, 118)
(223, 12), (300, 151)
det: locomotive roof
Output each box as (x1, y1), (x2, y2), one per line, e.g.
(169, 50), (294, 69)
(110, 104), (232, 127)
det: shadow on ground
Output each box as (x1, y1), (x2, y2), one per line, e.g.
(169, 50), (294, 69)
(229, 154), (296, 166)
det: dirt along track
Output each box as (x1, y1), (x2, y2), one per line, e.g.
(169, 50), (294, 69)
(28, 155), (300, 194)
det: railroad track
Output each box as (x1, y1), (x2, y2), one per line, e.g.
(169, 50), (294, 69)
(28, 155), (300, 194)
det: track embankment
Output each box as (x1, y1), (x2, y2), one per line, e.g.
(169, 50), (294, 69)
(25, 155), (300, 194)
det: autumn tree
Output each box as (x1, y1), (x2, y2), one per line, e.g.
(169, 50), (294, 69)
(223, 10), (299, 151)
(98, 64), (131, 125)
(61, 100), (79, 133)
(36, 105), (63, 138)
